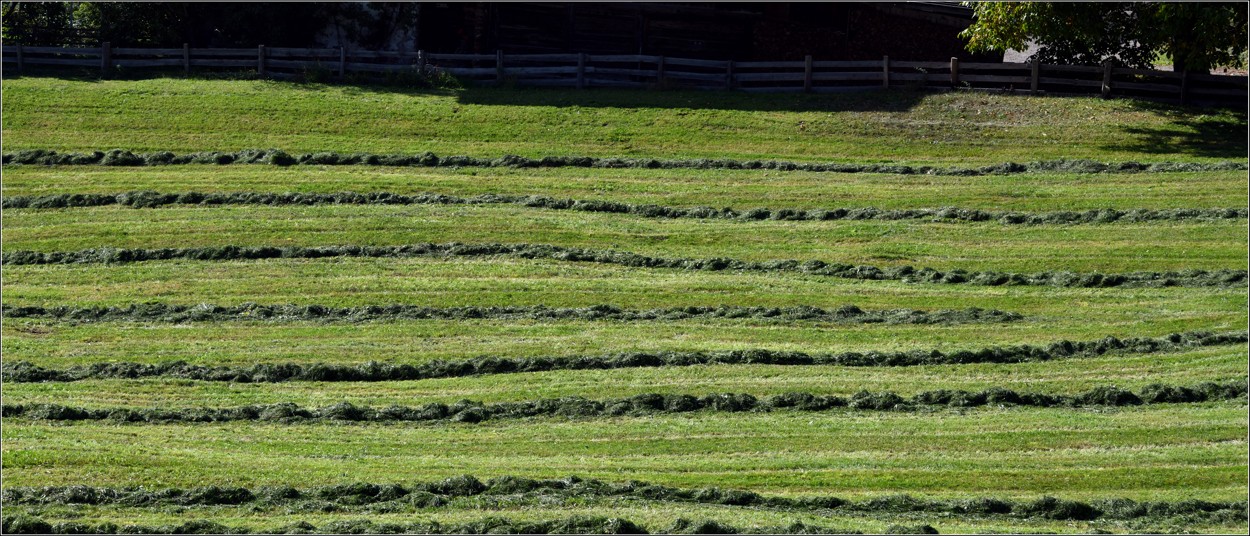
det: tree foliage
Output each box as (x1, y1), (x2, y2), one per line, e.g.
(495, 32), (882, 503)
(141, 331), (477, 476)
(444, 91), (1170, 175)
(1, 2), (418, 49)
(961, 2), (1249, 72)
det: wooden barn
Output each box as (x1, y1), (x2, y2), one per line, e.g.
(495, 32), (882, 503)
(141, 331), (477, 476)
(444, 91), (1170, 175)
(414, 2), (1002, 62)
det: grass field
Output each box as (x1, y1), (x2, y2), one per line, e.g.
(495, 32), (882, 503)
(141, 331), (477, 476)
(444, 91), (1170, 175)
(2, 76), (1247, 534)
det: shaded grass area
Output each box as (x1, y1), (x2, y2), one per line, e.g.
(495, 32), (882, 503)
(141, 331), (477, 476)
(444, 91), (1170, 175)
(3, 406), (1246, 501)
(3, 205), (1246, 273)
(4, 166), (1247, 212)
(3, 346), (1244, 408)
(3, 78), (1245, 163)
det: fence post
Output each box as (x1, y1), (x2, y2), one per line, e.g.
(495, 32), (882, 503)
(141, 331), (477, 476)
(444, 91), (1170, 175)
(183, 43), (190, 74)
(416, 49), (425, 75)
(1179, 69), (1189, 106)
(339, 47), (347, 77)
(101, 41), (112, 76)
(803, 55), (813, 93)
(1101, 61), (1113, 97)
(949, 57), (959, 87)
(258, 45), (266, 76)
(725, 60), (734, 89)
(1030, 60), (1040, 94)
(577, 52), (586, 89)
(496, 49), (504, 85)
(15, 45), (23, 74)
(657, 55), (665, 86)
(882, 55), (889, 88)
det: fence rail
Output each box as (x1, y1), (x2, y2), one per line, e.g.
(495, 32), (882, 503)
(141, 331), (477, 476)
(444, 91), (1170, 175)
(3, 44), (1246, 105)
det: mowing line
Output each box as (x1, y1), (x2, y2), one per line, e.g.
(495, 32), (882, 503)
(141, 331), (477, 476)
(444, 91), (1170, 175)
(4, 380), (1244, 425)
(4, 243), (1244, 288)
(4, 149), (1246, 176)
(5, 474), (1243, 525)
(4, 190), (1245, 225)
(5, 330), (1243, 384)
(0, 303), (1022, 325)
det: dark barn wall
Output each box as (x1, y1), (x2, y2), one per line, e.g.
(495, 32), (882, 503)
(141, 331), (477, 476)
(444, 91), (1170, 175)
(416, 2), (1001, 62)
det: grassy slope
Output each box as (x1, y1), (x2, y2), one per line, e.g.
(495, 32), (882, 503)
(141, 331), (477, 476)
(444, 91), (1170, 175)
(4, 166), (1248, 211)
(2, 77), (1247, 534)
(4, 407), (1245, 501)
(5, 504), (1242, 536)
(4, 346), (1245, 408)
(4, 258), (1244, 369)
(4, 204), (1246, 272)
(2, 77), (1246, 164)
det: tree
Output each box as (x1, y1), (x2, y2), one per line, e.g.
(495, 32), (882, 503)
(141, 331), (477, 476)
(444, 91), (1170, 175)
(2, 2), (87, 46)
(2, 2), (421, 50)
(960, 2), (1248, 73)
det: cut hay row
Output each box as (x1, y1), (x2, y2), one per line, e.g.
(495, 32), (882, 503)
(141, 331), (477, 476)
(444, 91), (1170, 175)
(5, 379), (1244, 424)
(7, 474), (1245, 524)
(5, 190), (1245, 225)
(3, 514), (882, 535)
(6, 330), (1241, 384)
(4, 149), (1246, 176)
(5, 243), (1244, 288)
(0, 303), (1021, 325)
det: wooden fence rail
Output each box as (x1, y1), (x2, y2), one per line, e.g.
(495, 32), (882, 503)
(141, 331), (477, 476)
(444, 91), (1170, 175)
(3, 44), (1246, 105)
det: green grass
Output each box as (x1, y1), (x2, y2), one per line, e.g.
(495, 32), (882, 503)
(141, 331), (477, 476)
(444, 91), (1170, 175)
(3, 78), (1246, 164)
(3, 346), (1243, 409)
(3, 258), (1244, 368)
(4, 406), (1245, 501)
(7, 501), (1242, 535)
(4, 257), (1242, 313)
(4, 204), (1246, 273)
(4, 166), (1248, 212)
(2, 77), (1247, 534)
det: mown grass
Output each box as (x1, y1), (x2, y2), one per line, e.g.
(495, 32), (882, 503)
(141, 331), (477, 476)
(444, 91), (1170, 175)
(3, 78), (1245, 163)
(3, 258), (1244, 368)
(5, 319), (1243, 369)
(3, 166), (1248, 212)
(3, 345), (1244, 409)
(4, 204), (1246, 273)
(2, 76), (1247, 534)
(3, 406), (1245, 501)
(8, 500), (1242, 535)
(4, 257), (1243, 313)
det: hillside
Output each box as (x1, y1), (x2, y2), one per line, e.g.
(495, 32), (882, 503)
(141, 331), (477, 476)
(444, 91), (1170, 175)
(2, 78), (1247, 534)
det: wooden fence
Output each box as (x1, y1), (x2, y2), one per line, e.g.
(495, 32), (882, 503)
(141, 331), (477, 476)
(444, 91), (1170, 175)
(3, 43), (1246, 105)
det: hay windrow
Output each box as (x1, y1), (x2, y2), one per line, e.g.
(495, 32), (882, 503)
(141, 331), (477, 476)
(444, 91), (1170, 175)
(4, 190), (1245, 225)
(3, 149), (1246, 176)
(0, 302), (1022, 325)
(4, 330), (1242, 384)
(3, 242), (1244, 288)
(3, 380), (1244, 424)
(1, 514), (858, 535)
(4, 474), (1245, 525)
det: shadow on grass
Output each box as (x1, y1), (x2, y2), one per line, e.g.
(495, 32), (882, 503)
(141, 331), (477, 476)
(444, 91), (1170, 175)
(2, 67), (460, 98)
(453, 85), (932, 113)
(1101, 99), (1248, 160)
(6, 67), (933, 113)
